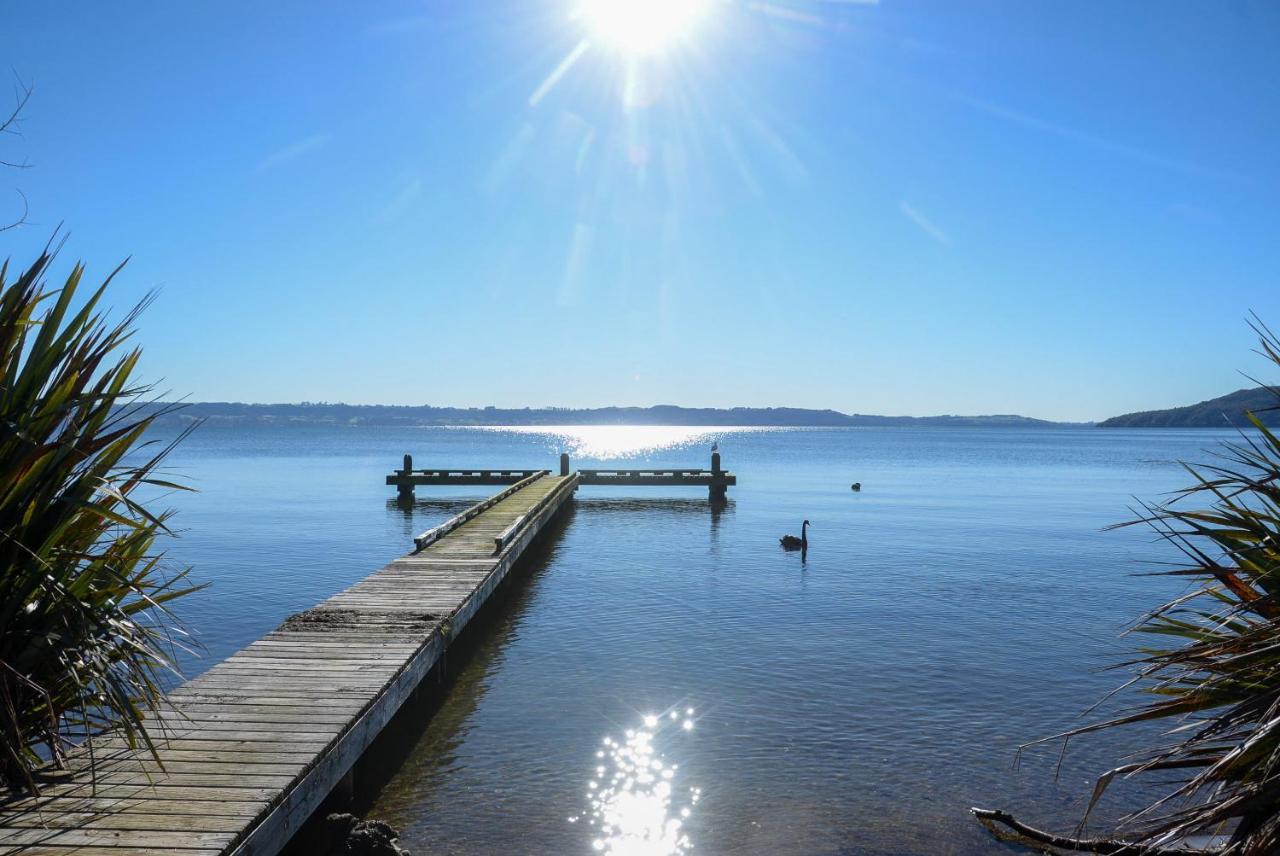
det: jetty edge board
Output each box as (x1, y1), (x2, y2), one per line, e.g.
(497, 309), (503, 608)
(0, 472), (578, 856)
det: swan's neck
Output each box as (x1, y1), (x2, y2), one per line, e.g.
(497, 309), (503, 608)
(801, 522), (808, 544)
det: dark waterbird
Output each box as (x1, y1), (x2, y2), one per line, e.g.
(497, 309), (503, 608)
(851, 482), (861, 491)
(780, 520), (809, 550)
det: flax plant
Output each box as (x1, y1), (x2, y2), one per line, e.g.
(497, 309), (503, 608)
(977, 317), (1280, 854)
(0, 245), (201, 794)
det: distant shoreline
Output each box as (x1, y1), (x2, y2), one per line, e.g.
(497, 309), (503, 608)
(138, 402), (1084, 429)
(1099, 387), (1279, 428)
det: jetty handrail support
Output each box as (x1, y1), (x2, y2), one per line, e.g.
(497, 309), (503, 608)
(494, 474), (579, 554)
(414, 471), (548, 551)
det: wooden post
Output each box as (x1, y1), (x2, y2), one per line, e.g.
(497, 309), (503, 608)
(560, 453), (570, 476)
(710, 451), (727, 502)
(397, 453), (414, 504)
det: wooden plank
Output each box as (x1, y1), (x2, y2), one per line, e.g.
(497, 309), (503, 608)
(0, 810), (253, 832)
(0, 827), (235, 848)
(0, 844), (222, 849)
(89, 738), (332, 754)
(121, 731), (338, 744)
(148, 706), (358, 721)
(166, 693), (375, 706)
(41, 772), (298, 789)
(56, 748), (313, 773)
(577, 472), (737, 486)
(0, 798), (267, 819)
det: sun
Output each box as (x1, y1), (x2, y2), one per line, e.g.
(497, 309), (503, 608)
(578, 0), (713, 56)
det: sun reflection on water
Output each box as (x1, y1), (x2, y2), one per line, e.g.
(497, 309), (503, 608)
(569, 708), (701, 855)
(475, 425), (772, 460)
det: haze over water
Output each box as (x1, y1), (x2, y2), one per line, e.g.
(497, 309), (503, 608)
(155, 424), (1227, 854)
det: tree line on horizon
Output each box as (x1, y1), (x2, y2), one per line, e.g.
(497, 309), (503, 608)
(134, 401), (1065, 428)
(124, 391), (1280, 429)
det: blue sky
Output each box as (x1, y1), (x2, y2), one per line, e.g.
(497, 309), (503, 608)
(2, 1), (1277, 421)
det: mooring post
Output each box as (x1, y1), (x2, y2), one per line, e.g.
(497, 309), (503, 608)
(560, 453), (570, 476)
(397, 453), (415, 504)
(710, 451), (727, 502)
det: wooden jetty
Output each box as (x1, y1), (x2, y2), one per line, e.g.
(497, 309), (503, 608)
(389, 451), (737, 502)
(1, 450), (736, 855)
(0, 471), (578, 856)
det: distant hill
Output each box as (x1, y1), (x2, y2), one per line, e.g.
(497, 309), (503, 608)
(138, 402), (1066, 429)
(1100, 387), (1280, 428)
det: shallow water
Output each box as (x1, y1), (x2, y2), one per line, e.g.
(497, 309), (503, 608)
(153, 425), (1235, 855)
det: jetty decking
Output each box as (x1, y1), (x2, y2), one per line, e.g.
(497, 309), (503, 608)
(0, 472), (578, 856)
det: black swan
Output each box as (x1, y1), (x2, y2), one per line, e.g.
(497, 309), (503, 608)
(780, 520), (809, 550)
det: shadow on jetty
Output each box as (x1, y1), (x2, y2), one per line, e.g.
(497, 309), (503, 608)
(283, 503), (578, 854)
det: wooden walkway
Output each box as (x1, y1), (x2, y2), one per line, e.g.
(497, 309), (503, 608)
(0, 472), (578, 856)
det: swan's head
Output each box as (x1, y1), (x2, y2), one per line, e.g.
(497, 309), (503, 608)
(802, 519), (810, 526)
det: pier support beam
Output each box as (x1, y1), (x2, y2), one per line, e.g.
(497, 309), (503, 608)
(560, 453), (570, 476)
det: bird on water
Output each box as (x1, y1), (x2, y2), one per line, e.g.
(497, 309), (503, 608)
(851, 482), (861, 491)
(780, 520), (809, 550)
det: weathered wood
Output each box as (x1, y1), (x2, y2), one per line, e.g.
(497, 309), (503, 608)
(0, 848), (224, 856)
(384, 458), (737, 496)
(385, 469), (543, 487)
(0, 797), (268, 819)
(412, 471), (547, 549)
(493, 474), (578, 553)
(0, 810), (253, 832)
(395, 454), (414, 502)
(576, 469), (737, 485)
(2, 474), (579, 856)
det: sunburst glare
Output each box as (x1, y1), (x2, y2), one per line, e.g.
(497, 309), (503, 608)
(577, 0), (715, 56)
(508, 0), (879, 318)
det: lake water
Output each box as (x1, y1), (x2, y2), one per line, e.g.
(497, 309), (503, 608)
(150, 424), (1235, 855)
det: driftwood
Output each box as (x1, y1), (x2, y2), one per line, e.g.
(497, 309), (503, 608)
(971, 808), (1212, 855)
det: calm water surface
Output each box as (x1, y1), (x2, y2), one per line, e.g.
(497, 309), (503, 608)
(153, 425), (1235, 855)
